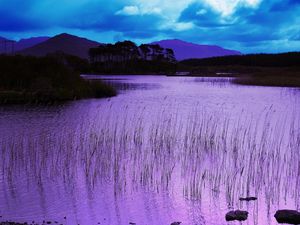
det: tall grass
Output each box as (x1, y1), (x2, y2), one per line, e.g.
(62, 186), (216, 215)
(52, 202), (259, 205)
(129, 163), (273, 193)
(0, 103), (299, 215)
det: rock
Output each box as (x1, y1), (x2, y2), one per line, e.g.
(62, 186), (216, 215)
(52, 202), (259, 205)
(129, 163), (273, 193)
(0, 222), (29, 225)
(274, 210), (300, 224)
(225, 210), (248, 221)
(239, 197), (257, 201)
(170, 222), (181, 225)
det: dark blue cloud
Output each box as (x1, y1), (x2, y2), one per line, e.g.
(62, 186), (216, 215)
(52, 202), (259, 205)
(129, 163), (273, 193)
(0, 0), (44, 31)
(270, 0), (300, 11)
(122, 31), (158, 39)
(175, 0), (300, 52)
(238, 0), (299, 26)
(291, 32), (300, 41)
(65, 14), (162, 33)
(0, 0), (162, 35)
(0, 0), (299, 53)
(179, 2), (233, 27)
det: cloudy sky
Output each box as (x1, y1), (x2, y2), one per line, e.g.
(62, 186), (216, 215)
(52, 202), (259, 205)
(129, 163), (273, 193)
(0, 0), (299, 53)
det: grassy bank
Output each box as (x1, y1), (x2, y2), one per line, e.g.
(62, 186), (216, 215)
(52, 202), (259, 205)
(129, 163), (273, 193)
(232, 67), (300, 87)
(233, 75), (300, 87)
(178, 52), (300, 87)
(0, 55), (116, 104)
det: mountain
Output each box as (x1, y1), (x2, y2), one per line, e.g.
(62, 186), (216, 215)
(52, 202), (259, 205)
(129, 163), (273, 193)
(0, 36), (50, 53)
(151, 39), (241, 61)
(15, 37), (50, 51)
(0, 36), (8, 41)
(3, 35), (241, 60)
(19, 33), (101, 59)
(0, 36), (14, 54)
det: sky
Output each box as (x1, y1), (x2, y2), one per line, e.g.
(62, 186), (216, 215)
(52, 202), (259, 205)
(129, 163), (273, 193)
(0, 0), (299, 53)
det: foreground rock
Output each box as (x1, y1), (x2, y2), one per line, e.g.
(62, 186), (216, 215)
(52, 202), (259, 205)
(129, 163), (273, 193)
(239, 197), (257, 201)
(0, 222), (29, 225)
(225, 210), (248, 221)
(274, 210), (300, 224)
(170, 222), (181, 225)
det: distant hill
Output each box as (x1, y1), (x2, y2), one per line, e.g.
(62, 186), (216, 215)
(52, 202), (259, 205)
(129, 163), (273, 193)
(3, 35), (241, 60)
(0, 36), (50, 53)
(0, 37), (8, 41)
(151, 39), (241, 61)
(15, 37), (50, 51)
(19, 33), (101, 59)
(0, 37), (14, 54)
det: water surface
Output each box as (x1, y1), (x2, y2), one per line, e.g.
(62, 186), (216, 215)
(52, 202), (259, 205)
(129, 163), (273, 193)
(0, 75), (299, 225)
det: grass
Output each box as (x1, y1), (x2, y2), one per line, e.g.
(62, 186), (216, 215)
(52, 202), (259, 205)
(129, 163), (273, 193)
(234, 75), (300, 87)
(1, 102), (299, 214)
(175, 64), (300, 88)
(232, 68), (300, 87)
(187, 67), (300, 88)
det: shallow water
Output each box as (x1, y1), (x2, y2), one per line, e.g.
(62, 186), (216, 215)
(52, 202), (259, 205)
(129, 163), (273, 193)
(0, 75), (299, 225)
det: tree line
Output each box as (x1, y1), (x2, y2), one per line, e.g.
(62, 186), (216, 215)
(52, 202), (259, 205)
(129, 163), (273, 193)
(181, 52), (300, 68)
(89, 41), (177, 74)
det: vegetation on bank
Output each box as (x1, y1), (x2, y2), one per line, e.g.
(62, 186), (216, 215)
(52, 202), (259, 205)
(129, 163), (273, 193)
(0, 54), (116, 104)
(233, 75), (300, 87)
(178, 52), (300, 87)
(232, 68), (300, 87)
(1, 45), (300, 96)
(180, 52), (300, 67)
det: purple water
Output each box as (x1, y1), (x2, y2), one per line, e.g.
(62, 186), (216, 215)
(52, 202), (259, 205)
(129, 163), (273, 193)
(0, 75), (299, 225)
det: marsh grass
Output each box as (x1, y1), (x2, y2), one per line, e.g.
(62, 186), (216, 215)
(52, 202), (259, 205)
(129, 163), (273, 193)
(1, 103), (300, 215)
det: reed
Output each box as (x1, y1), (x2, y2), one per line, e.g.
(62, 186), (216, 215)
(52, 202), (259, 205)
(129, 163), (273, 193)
(1, 103), (299, 214)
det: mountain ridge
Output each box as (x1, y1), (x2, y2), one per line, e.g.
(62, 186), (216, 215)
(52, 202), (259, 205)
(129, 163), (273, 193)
(0, 36), (50, 53)
(1, 33), (242, 60)
(18, 33), (101, 59)
(16, 37), (50, 51)
(151, 39), (242, 60)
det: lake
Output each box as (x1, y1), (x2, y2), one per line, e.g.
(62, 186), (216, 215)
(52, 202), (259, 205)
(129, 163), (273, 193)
(0, 75), (299, 225)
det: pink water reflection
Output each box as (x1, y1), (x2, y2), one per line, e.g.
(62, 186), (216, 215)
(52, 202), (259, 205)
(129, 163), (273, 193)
(0, 75), (299, 225)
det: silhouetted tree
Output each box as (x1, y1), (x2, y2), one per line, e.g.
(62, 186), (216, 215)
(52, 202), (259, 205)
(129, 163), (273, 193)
(89, 41), (177, 74)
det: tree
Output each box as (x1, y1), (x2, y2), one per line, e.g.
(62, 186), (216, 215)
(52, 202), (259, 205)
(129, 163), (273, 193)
(88, 41), (177, 74)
